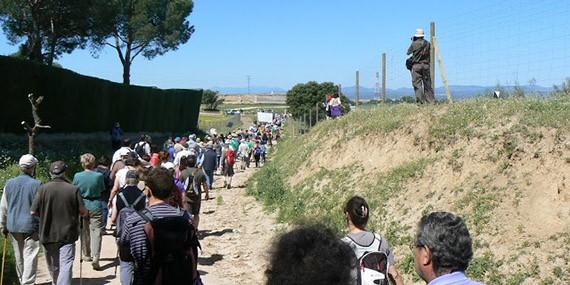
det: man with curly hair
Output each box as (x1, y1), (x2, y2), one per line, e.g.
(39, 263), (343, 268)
(413, 212), (484, 285)
(265, 225), (357, 285)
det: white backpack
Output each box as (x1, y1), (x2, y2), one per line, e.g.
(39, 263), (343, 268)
(345, 234), (390, 285)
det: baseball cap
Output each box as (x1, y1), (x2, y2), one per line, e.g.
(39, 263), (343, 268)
(19, 154), (38, 168)
(49, 161), (67, 175)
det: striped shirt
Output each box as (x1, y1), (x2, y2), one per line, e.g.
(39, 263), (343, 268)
(120, 203), (191, 285)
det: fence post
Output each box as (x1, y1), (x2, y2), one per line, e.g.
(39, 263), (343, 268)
(382, 53), (386, 104)
(309, 108), (312, 128)
(315, 103), (319, 124)
(430, 22), (436, 93)
(355, 70), (360, 109)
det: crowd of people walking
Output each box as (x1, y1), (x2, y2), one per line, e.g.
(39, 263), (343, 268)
(0, 109), (484, 285)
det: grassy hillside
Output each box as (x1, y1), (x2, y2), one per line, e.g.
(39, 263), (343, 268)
(247, 96), (570, 285)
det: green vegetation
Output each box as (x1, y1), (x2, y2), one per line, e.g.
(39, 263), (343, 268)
(0, 56), (202, 133)
(286, 81), (351, 124)
(248, 95), (570, 284)
(201, 90), (225, 111)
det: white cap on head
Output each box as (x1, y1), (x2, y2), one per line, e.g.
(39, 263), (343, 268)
(162, 162), (175, 170)
(414, 28), (425, 38)
(19, 154), (38, 168)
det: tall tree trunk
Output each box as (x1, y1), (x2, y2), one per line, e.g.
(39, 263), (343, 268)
(122, 60), (131, 85)
(46, 18), (56, 66)
(28, 134), (35, 155)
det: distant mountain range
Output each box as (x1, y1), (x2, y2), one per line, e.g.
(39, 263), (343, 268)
(341, 85), (553, 101)
(213, 84), (553, 101)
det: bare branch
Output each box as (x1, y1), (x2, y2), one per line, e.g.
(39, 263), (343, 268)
(130, 42), (150, 61)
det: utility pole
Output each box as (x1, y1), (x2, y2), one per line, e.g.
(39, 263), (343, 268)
(355, 70), (360, 109)
(382, 53), (386, 103)
(374, 71), (380, 102)
(430, 22), (436, 94)
(247, 75), (251, 95)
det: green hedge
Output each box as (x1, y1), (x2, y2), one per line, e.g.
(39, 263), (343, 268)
(0, 56), (202, 133)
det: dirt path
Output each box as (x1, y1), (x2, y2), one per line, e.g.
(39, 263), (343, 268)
(34, 166), (279, 284)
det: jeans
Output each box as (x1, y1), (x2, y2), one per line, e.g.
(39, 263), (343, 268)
(204, 170), (214, 190)
(100, 201), (109, 229)
(81, 210), (103, 260)
(43, 242), (75, 285)
(10, 232), (39, 285)
(120, 260), (134, 285)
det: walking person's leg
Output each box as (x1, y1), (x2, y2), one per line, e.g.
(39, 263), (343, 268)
(90, 211), (103, 269)
(9, 233), (25, 284)
(80, 216), (91, 261)
(119, 260), (134, 285)
(422, 63), (435, 103)
(411, 65), (425, 103)
(57, 243), (75, 285)
(21, 232), (39, 285)
(43, 243), (60, 285)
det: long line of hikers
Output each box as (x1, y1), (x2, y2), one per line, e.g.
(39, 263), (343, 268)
(0, 109), (485, 285)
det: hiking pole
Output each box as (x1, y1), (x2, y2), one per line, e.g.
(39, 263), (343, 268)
(79, 217), (83, 285)
(113, 248), (119, 277)
(1, 236), (7, 285)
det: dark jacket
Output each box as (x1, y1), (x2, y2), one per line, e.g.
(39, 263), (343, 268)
(407, 38), (431, 64)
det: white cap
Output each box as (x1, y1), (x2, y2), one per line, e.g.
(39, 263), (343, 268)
(19, 154), (38, 168)
(414, 28), (425, 38)
(162, 162), (175, 170)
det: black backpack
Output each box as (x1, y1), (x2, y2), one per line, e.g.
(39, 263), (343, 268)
(115, 190), (146, 261)
(137, 208), (202, 285)
(135, 142), (147, 157)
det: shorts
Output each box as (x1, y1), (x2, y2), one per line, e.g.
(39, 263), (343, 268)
(224, 163), (235, 177)
(185, 190), (202, 215)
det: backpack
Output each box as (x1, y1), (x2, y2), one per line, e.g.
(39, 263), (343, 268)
(116, 190), (146, 261)
(254, 147), (263, 156)
(183, 169), (200, 202)
(345, 234), (390, 285)
(136, 208), (201, 285)
(226, 150), (235, 166)
(135, 142), (147, 157)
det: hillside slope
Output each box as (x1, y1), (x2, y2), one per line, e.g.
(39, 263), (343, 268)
(248, 97), (570, 285)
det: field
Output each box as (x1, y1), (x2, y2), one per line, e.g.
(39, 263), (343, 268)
(247, 96), (570, 284)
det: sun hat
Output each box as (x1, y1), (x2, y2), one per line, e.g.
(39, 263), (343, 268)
(19, 154), (38, 168)
(414, 28), (425, 38)
(174, 137), (181, 143)
(49, 161), (67, 175)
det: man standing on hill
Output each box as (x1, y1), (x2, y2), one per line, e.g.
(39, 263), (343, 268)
(31, 161), (87, 285)
(0, 154), (41, 285)
(407, 28), (435, 104)
(413, 212), (484, 285)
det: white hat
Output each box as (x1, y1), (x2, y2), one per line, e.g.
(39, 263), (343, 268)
(414, 28), (425, 38)
(19, 154), (38, 168)
(162, 162), (175, 170)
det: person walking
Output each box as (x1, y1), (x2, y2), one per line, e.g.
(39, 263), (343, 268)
(407, 28), (435, 104)
(119, 167), (201, 285)
(413, 212), (484, 285)
(342, 196), (404, 285)
(31, 161), (87, 285)
(111, 122), (123, 151)
(179, 155), (209, 229)
(0, 154), (41, 285)
(94, 155), (112, 229)
(223, 145), (236, 189)
(112, 170), (146, 285)
(201, 143), (217, 196)
(73, 153), (105, 270)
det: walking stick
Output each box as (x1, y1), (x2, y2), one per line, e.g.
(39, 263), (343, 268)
(113, 248), (119, 277)
(1, 236), (7, 285)
(79, 218), (83, 285)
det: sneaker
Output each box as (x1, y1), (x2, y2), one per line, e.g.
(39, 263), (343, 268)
(92, 259), (101, 270)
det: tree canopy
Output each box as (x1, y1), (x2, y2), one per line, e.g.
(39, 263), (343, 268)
(286, 81), (351, 124)
(90, 0), (195, 85)
(0, 0), (92, 65)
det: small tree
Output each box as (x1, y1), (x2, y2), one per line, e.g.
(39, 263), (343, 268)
(286, 81), (351, 125)
(21, 93), (51, 155)
(553, 78), (570, 97)
(202, 90), (224, 111)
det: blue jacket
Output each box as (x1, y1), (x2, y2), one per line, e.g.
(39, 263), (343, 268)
(0, 174), (41, 233)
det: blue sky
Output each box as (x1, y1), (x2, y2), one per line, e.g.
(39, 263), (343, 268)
(1, 0), (569, 91)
